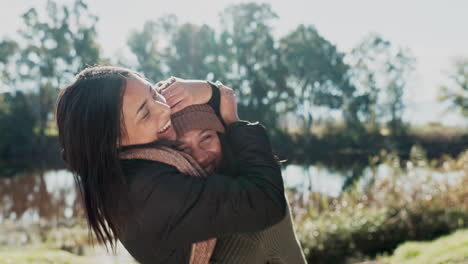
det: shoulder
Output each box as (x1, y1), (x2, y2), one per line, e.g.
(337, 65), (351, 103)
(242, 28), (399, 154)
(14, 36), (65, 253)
(119, 159), (189, 239)
(120, 159), (182, 202)
(121, 158), (176, 178)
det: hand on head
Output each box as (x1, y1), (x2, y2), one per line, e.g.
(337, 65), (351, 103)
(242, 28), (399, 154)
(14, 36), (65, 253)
(159, 77), (240, 126)
(159, 77), (212, 113)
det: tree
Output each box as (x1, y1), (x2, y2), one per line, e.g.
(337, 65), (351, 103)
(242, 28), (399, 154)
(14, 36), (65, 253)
(347, 35), (387, 131)
(347, 34), (414, 136)
(127, 16), (177, 81)
(128, 16), (226, 84)
(163, 23), (219, 80)
(10, 0), (102, 146)
(280, 25), (362, 135)
(0, 0), (103, 159)
(0, 39), (19, 87)
(0, 92), (36, 159)
(439, 57), (468, 117)
(218, 3), (290, 129)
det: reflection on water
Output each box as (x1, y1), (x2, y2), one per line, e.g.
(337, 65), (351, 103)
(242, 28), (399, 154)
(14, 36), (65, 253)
(0, 169), (136, 262)
(0, 164), (464, 224)
(283, 165), (348, 197)
(0, 165), (350, 224)
(0, 161), (463, 263)
(0, 169), (82, 224)
(283, 164), (464, 198)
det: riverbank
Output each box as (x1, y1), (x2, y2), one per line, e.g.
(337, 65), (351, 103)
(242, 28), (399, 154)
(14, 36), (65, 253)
(293, 149), (468, 263)
(0, 220), (137, 263)
(0, 248), (89, 264)
(1, 149), (466, 263)
(0, 246), (137, 264)
(380, 229), (468, 264)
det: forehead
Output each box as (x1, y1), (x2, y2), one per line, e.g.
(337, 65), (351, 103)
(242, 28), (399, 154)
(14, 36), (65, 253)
(123, 75), (149, 99)
(179, 129), (214, 142)
(122, 75), (150, 109)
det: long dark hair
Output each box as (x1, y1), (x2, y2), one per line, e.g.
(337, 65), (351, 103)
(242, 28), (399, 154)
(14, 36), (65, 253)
(56, 66), (134, 248)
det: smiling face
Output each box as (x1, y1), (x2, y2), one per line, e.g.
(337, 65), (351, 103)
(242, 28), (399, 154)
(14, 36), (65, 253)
(120, 74), (176, 146)
(177, 129), (223, 173)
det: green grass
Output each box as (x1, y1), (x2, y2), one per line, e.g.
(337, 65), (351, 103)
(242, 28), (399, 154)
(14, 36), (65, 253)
(381, 229), (468, 264)
(0, 248), (93, 264)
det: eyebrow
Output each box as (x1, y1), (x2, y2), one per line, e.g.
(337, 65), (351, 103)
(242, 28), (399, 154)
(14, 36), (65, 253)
(135, 85), (153, 116)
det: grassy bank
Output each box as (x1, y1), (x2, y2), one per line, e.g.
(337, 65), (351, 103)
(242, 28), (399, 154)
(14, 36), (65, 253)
(292, 148), (468, 263)
(381, 229), (468, 264)
(0, 221), (137, 264)
(0, 248), (90, 264)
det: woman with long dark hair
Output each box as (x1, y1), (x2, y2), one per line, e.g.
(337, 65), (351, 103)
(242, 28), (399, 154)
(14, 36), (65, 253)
(55, 66), (286, 263)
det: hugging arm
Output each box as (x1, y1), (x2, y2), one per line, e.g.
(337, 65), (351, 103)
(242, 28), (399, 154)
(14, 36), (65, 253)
(125, 79), (284, 248)
(124, 121), (286, 249)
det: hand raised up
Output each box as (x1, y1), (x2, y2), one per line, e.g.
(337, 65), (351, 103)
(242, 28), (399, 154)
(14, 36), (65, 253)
(158, 77), (212, 113)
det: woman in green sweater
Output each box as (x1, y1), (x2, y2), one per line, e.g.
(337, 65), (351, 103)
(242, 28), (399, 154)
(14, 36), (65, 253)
(171, 104), (307, 264)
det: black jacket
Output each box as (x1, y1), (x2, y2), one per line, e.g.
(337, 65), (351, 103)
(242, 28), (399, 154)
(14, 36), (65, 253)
(119, 121), (287, 264)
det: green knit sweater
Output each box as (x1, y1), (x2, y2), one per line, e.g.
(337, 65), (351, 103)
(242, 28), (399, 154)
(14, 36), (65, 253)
(209, 202), (306, 264)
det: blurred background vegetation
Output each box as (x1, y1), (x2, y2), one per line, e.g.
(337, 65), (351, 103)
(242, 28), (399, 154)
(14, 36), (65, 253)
(0, 0), (467, 263)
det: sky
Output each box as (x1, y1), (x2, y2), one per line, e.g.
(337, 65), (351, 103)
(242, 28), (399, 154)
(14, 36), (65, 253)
(1, 0), (467, 126)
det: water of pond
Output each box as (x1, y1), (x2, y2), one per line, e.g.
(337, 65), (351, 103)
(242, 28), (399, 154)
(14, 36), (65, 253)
(0, 163), (463, 224)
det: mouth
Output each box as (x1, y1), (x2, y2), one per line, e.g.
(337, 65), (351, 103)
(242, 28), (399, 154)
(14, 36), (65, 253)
(157, 120), (174, 139)
(203, 164), (213, 173)
(203, 161), (217, 173)
(158, 120), (171, 134)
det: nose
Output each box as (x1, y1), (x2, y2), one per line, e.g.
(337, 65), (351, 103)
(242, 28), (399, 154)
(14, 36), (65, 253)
(193, 148), (209, 166)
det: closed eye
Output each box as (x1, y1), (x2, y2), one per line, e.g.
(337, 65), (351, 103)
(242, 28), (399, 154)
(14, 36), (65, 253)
(201, 135), (212, 141)
(142, 110), (150, 120)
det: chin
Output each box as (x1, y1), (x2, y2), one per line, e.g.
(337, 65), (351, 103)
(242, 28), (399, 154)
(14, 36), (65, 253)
(204, 163), (217, 174)
(211, 162), (222, 173)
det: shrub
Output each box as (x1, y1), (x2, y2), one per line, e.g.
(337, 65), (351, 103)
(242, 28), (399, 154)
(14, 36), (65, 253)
(291, 149), (468, 263)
